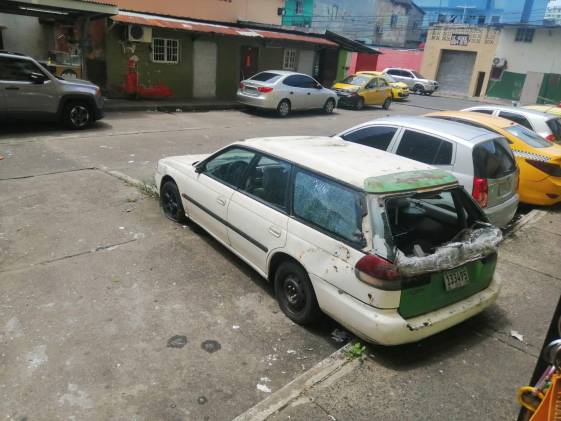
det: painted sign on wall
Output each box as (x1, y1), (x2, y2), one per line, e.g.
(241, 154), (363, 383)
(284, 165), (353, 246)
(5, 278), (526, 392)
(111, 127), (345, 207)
(450, 34), (470, 46)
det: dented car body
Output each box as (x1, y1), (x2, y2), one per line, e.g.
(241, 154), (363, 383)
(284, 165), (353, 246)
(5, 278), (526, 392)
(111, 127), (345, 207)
(155, 136), (501, 345)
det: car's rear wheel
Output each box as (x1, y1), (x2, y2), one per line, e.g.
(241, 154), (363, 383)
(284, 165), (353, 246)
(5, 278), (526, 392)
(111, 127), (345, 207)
(63, 101), (93, 130)
(355, 97), (365, 110)
(323, 98), (336, 114)
(277, 99), (291, 117)
(160, 180), (188, 223)
(274, 261), (321, 325)
(382, 98), (392, 110)
(413, 84), (424, 95)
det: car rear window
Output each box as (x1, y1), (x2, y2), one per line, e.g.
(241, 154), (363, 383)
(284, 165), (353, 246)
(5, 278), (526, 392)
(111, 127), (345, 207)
(505, 124), (551, 148)
(250, 72), (281, 82)
(546, 118), (561, 140)
(472, 138), (516, 179)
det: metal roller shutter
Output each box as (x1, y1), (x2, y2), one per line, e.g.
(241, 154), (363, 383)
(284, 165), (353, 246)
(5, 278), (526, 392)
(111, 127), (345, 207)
(436, 50), (476, 95)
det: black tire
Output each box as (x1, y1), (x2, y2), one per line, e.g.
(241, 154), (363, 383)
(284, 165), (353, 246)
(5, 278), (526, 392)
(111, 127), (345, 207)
(323, 98), (336, 114)
(413, 84), (424, 95)
(277, 99), (291, 117)
(424, 91), (433, 96)
(355, 97), (365, 110)
(382, 98), (392, 110)
(274, 261), (321, 325)
(63, 101), (94, 129)
(160, 180), (188, 223)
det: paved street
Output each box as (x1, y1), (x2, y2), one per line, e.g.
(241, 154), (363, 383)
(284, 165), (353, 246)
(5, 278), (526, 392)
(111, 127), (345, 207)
(1, 95), (559, 420)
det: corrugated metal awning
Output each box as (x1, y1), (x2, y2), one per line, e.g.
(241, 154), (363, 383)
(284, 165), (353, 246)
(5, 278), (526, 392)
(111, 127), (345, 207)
(112, 11), (338, 47)
(0, 0), (118, 17)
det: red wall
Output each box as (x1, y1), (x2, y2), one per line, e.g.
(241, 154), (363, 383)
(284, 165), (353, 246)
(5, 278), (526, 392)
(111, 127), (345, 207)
(374, 48), (423, 72)
(355, 53), (379, 72)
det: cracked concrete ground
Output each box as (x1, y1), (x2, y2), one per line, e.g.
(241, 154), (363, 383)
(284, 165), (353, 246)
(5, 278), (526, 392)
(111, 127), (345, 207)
(1, 96), (558, 420)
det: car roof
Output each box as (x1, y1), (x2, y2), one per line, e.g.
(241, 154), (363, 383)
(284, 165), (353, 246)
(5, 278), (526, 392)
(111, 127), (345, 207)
(356, 71), (383, 76)
(343, 115), (498, 148)
(254, 70), (307, 77)
(426, 110), (517, 129)
(463, 105), (553, 120)
(235, 136), (450, 191)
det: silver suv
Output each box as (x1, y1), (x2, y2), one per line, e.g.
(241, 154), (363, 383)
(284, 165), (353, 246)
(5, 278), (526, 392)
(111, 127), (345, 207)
(0, 51), (104, 129)
(383, 68), (438, 96)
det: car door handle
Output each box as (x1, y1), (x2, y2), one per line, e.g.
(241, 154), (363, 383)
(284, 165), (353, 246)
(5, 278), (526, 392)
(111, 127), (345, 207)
(289, 91), (294, 94)
(268, 226), (282, 238)
(307, 92), (311, 95)
(216, 197), (227, 206)
(5, 86), (19, 90)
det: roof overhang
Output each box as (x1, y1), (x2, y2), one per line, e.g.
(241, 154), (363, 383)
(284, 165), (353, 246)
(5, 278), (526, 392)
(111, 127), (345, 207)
(325, 30), (381, 54)
(0, 0), (118, 20)
(111, 11), (338, 47)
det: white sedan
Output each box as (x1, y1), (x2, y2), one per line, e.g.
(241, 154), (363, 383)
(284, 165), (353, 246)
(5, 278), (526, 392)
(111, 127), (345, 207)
(237, 70), (338, 117)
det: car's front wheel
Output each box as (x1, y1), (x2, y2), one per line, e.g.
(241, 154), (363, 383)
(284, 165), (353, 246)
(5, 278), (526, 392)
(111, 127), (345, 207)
(382, 98), (392, 110)
(277, 99), (291, 117)
(274, 261), (321, 325)
(323, 98), (336, 114)
(63, 101), (94, 130)
(413, 84), (424, 95)
(355, 97), (365, 110)
(160, 180), (188, 223)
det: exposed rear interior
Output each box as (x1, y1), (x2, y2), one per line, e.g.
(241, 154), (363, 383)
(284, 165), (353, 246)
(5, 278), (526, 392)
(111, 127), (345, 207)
(384, 187), (484, 257)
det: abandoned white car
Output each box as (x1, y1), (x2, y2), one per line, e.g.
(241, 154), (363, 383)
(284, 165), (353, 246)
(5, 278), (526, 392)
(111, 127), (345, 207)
(155, 136), (502, 346)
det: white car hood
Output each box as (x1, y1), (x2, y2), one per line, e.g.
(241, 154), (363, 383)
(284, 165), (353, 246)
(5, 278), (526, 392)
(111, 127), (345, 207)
(160, 154), (209, 171)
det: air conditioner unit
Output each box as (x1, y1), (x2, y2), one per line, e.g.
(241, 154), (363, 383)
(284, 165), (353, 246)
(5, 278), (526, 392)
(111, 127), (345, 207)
(492, 56), (507, 67)
(128, 25), (152, 43)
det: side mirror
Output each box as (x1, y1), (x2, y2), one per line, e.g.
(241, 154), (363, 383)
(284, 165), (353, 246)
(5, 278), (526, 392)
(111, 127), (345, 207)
(29, 72), (46, 84)
(315, 83), (323, 89)
(194, 163), (205, 174)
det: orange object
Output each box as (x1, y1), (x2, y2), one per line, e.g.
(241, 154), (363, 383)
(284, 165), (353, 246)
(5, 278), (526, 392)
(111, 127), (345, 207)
(530, 373), (561, 421)
(0, 155), (4, 160)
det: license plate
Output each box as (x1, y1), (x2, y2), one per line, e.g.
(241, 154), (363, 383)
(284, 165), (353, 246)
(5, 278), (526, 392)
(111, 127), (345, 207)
(443, 267), (469, 291)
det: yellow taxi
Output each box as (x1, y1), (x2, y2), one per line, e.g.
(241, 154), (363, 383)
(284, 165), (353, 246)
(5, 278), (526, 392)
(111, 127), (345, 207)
(524, 104), (561, 118)
(356, 71), (410, 100)
(426, 110), (561, 206)
(331, 73), (392, 110)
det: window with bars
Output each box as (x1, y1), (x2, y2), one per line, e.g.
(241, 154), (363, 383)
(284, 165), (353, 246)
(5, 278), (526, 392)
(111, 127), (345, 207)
(283, 49), (297, 70)
(295, 0), (304, 14)
(152, 38), (180, 63)
(515, 28), (534, 43)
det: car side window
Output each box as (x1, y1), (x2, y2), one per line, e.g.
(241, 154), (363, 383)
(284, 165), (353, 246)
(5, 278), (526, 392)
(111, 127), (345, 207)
(386, 69), (397, 76)
(204, 147), (256, 188)
(379, 78), (389, 87)
(366, 78), (378, 89)
(242, 155), (292, 210)
(341, 126), (397, 151)
(472, 109), (494, 115)
(0, 57), (44, 82)
(283, 75), (301, 87)
(498, 111), (533, 130)
(293, 169), (364, 246)
(400, 70), (412, 78)
(396, 130), (453, 165)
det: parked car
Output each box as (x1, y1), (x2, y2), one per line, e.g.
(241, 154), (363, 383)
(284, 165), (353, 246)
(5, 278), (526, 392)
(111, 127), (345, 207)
(336, 116), (519, 228)
(355, 71), (409, 100)
(237, 70), (337, 117)
(382, 67), (438, 95)
(524, 104), (561, 118)
(0, 50), (104, 129)
(426, 111), (561, 206)
(155, 136), (501, 345)
(331, 73), (392, 110)
(463, 105), (561, 143)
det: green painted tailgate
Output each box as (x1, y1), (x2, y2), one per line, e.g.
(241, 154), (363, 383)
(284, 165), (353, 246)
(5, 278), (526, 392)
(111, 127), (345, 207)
(398, 254), (497, 319)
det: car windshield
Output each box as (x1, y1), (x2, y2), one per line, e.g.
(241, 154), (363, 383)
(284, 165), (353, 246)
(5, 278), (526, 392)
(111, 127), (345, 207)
(369, 187), (486, 261)
(546, 118), (561, 140)
(412, 71), (425, 79)
(384, 75), (396, 83)
(341, 75), (370, 86)
(250, 72), (282, 83)
(505, 124), (552, 148)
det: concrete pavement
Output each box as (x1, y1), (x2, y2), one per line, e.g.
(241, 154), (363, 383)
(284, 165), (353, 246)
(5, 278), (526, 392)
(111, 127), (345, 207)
(1, 95), (559, 420)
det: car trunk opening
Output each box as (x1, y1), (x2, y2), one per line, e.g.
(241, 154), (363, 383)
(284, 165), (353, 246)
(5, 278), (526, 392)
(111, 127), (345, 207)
(368, 187), (501, 318)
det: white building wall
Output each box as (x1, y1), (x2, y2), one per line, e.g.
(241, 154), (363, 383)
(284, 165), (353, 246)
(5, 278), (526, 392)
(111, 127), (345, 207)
(0, 14), (50, 58)
(495, 27), (561, 75)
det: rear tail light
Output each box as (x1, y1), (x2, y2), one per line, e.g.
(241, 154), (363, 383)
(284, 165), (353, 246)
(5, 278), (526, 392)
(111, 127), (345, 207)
(257, 86), (273, 93)
(472, 177), (489, 208)
(526, 159), (561, 177)
(355, 254), (401, 290)
(545, 134), (556, 142)
(239, 82), (245, 89)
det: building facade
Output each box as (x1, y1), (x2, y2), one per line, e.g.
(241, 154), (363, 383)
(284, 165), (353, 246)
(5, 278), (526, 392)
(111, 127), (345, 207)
(420, 24), (500, 97)
(416, 0), (549, 28)
(545, 5), (561, 24)
(282, 0), (425, 48)
(486, 24), (561, 104)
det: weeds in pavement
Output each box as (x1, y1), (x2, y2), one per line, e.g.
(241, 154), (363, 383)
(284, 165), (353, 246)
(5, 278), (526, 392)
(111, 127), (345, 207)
(345, 342), (366, 359)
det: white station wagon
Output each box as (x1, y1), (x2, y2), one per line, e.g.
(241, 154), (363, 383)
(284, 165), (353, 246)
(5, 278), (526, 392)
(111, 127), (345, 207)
(155, 137), (502, 345)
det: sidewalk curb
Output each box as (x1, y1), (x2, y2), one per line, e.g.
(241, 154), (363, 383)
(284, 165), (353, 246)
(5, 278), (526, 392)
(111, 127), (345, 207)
(232, 344), (354, 421)
(504, 208), (548, 239)
(104, 102), (244, 113)
(97, 165), (158, 196)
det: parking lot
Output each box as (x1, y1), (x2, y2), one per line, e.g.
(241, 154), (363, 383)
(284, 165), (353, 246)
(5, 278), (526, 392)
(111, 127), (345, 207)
(1, 95), (560, 420)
